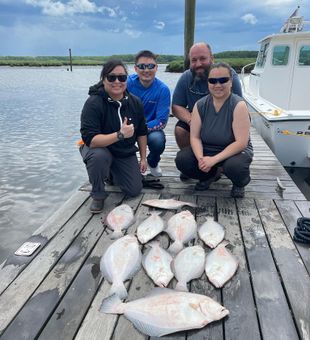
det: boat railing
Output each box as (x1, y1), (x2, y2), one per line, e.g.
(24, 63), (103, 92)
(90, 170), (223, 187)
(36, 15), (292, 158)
(240, 62), (256, 90)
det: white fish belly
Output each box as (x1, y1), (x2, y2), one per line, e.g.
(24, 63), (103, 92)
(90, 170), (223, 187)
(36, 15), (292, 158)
(137, 213), (164, 244)
(123, 289), (228, 336)
(199, 219), (225, 248)
(142, 244), (173, 287)
(173, 245), (205, 288)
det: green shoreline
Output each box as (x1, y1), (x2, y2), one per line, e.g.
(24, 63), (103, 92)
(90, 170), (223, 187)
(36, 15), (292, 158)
(0, 52), (257, 72)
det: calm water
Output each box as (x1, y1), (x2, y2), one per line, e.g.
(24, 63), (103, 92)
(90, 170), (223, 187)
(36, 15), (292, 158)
(0, 65), (181, 263)
(0, 66), (309, 263)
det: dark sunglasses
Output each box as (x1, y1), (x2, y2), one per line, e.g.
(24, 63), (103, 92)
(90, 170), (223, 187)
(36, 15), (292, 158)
(136, 63), (156, 70)
(208, 77), (230, 85)
(106, 74), (127, 82)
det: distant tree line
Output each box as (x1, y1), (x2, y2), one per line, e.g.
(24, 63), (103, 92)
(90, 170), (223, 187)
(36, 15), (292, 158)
(0, 51), (257, 72)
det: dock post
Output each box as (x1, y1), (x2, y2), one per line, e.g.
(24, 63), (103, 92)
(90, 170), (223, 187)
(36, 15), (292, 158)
(184, 0), (196, 70)
(69, 48), (72, 72)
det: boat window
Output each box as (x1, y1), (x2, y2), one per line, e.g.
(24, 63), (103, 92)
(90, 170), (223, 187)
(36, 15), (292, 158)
(298, 45), (310, 65)
(256, 42), (269, 68)
(272, 45), (290, 65)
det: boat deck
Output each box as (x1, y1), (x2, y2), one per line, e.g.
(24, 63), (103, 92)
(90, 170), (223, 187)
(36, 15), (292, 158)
(0, 117), (309, 340)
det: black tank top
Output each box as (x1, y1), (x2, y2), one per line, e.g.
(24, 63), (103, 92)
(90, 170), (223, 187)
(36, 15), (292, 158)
(196, 93), (253, 156)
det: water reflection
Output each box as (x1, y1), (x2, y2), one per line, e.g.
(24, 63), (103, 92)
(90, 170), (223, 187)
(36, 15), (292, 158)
(0, 65), (181, 262)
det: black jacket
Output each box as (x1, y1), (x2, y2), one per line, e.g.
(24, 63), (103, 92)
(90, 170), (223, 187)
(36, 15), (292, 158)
(80, 83), (147, 158)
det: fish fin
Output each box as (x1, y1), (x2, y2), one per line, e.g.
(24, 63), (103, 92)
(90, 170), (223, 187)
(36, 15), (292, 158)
(148, 287), (173, 297)
(168, 241), (183, 255)
(100, 293), (125, 314)
(175, 281), (188, 292)
(110, 282), (128, 300)
(110, 231), (123, 240)
(148, 240), (160, 248)
(100, 261), (112, 283)
(126, 315), (169, 337)
(216, 240), (229, 248)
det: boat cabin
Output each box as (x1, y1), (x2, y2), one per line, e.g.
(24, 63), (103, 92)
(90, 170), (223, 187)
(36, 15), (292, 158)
(248, 15), (310, 111)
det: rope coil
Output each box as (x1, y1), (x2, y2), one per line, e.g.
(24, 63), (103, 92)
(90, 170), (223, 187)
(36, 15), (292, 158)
(293, 217), (310, 244)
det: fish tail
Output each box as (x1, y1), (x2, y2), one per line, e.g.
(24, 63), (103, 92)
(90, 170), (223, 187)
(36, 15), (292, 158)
(110, 282), (128, 299)
(175, 281), (188, 292)
(168, 241), (183, 255)
(110, 231), (123, 240)
(100, 293), (125, 314)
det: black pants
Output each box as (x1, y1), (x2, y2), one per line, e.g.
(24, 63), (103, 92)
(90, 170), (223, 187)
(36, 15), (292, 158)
(175, 146), (253, 187)
(80, 145), (143, 200)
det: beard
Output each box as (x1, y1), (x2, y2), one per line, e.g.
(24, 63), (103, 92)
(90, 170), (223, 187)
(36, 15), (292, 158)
(191, 65), (211, 81)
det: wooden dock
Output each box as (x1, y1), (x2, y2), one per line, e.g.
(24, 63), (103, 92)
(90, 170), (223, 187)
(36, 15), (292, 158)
(0, 117), (309, 340)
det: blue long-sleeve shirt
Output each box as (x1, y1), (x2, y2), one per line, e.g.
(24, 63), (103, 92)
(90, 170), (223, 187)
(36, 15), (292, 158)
(127, 74), (171, 131)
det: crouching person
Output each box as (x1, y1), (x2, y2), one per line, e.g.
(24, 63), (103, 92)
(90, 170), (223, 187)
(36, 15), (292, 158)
(175, 62), (253, 198)
(80, 59), (148, 213)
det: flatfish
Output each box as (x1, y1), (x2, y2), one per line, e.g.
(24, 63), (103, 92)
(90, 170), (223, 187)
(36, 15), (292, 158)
(198, 217), (225, 248)
(100, 235), (141, 299)
(166, 210), (197, 255)
(142, 198), (197, 210)
(100, 287), (229, 337)
(103, 204), (135, 239)
(137, 212), (165, 244)
(172, 245), (205, 291)
(205, 241), (238, 288)
(142, 241), (174, 287)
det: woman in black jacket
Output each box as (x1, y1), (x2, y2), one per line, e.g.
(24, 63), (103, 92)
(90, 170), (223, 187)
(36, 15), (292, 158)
(80, 59), (148, 213)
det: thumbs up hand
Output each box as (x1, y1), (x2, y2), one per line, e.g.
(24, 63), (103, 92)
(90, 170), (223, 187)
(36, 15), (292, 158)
(120, 117), (134, 138)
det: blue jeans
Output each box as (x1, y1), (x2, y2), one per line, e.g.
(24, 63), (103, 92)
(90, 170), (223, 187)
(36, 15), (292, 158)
(147, 130), (166, 168)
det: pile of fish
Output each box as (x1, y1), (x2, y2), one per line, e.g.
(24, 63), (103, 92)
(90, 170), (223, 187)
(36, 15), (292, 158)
(99, 199), (239, 337)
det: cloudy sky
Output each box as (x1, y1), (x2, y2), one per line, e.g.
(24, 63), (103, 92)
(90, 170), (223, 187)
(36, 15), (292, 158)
(0, 0), (309, 56)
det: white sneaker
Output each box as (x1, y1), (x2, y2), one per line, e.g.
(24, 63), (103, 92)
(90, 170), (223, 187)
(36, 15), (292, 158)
(149, 164), (162, 177)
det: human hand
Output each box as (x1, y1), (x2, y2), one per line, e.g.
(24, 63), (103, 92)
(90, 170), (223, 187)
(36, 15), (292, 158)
(120, 117), (134, 138)
(139, 158), (147, 173)
(198, 156), (214, 172)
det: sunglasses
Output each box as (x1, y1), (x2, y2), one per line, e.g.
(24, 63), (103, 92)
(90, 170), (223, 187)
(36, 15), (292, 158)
(208, 77), (230, 85)
(136, 63), (156, 70)
(106, 74), (127, 82)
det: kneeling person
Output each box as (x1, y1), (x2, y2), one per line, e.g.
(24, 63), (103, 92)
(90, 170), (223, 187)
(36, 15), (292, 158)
(175, 62), (253, 198)
(127, 50), (170, 177)
(80, 59), (148, 213)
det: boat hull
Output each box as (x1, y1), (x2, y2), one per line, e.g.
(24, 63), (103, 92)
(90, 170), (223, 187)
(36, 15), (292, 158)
(251, 112), (310, 167)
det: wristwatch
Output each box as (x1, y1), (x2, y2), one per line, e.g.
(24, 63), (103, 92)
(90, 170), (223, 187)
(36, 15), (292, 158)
(117, 130), (124, 140)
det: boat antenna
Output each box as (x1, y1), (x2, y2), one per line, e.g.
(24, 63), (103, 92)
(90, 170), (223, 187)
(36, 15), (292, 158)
(280, 6), (304, 33)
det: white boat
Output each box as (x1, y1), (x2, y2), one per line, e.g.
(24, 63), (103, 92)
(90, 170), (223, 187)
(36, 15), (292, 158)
(241, 7), (310, 168)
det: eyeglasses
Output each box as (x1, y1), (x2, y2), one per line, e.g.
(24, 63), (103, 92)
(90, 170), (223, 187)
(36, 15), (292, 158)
(208, 77), (230, 85)
(106, 74), (127, 82)
(135, 63), (156, 70)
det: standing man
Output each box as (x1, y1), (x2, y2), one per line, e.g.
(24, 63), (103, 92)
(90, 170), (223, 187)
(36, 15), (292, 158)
(127, 50), (170, 177)
(172, 42), (242, 180)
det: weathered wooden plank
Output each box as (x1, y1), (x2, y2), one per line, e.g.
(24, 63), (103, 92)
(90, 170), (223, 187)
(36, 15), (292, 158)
(0, 190), (90, 295)
(75, 193), (161, 340)
(236, 198), (299, 340)
(275, 199), (310, 274)
(1, 211), (105, 340)
(295, 200), (310, 217)
(0, 193), (96, 335)
(36, 193), (143, 340)
(256, 199), (310, 340)
(187, 196), (225, 340)
(217, 197), (261, 340)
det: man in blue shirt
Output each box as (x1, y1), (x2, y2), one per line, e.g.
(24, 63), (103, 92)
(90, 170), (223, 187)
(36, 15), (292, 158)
(127, 50), (170, 177)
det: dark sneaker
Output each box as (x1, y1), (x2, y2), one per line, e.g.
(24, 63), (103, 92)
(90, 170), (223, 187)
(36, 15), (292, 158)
(180, 173), (190, 181)
(231, 185), (245, 198)
(195, 171), (221, 191)
(90, 199), (104, 214)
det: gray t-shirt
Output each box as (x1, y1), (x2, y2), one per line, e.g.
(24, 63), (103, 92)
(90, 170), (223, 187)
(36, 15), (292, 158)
(196, 93), (253, 156)
(172, 68), (242, 113)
